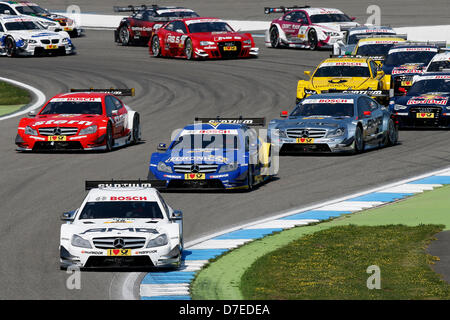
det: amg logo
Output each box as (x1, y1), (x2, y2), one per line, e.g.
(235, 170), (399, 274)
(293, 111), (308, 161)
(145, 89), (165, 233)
(80, 228), (158, 234)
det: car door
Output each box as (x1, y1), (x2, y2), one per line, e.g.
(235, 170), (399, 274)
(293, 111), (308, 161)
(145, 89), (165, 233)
(163, 21), (180, 54)
(104, 96), (123, 138)
(357, 96), (379, 143)
(280, 11), (300, 41)
(111, 96), (127, 137)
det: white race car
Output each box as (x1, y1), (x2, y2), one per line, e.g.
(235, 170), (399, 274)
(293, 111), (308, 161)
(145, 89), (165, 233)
(264, 6), (359, 50)
(0, 15), (75, 56)
(60, 181), (183, 269)
(0, 1), (83, 37)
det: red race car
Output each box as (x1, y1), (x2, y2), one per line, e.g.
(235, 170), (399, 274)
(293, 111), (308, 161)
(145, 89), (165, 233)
(114, 5), (199, 46)
(149, 17), (259, 60)
(15, 89), (141, 152)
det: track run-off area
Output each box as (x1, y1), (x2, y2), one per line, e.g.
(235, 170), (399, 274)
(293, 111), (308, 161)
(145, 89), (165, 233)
(0, 0), (449, 299)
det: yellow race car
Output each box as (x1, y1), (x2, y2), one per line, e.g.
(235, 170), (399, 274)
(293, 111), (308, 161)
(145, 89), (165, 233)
(297, 57), (391, 104)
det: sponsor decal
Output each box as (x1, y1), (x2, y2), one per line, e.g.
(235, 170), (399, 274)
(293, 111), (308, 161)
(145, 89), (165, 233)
(185, 19), (222, 25)
(107, 249), (131, 256)
(184, 173), (206, 180)
(303, 99), (354, 104)
(321, 62), (368, 67)
(32, 120), (93, 127)
(50, 97), (102, 102)
(47, 136), (66, 141)
(389, 47), (438, 54)
(110, 196), (148, 201)
(81, 250), (103, 255)
(358, 40), (401, 46)
(135, 250), (157, 255)
(80, 227), (158, 235)
(407, 96), (448, 105)
(166, 155), (228, 163)
(181, 129), (239, 135)
(296, 138), (315, 144)
(97, 183), (152, 188)
(416, 113), (435, 118)
(417, 75), (450, 81)
(156, 8), (194, 14)
(350, 28), (394, 35)
(131, 26), (153, 32)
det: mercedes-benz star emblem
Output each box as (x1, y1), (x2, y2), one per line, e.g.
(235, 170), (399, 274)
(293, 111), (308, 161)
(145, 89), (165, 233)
(113, 238), (125, 249)
(301, 130), (309, 138)
(191, 164), (200, 173)
(53, 127), (62, 135)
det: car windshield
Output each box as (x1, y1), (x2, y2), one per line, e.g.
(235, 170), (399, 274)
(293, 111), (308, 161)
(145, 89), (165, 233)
(356, 44), (397, 56)
(40, 102), (103, 115)
(384, 49), (437, 67)
(171, 133), (241, 150)
(407, 79), (450, 95)
(291, 101), (354, 117)
(4, 21), (42, 31)
(16, 5), (48, 15)
(309, 14), (352, 23)
(348, 32), (396, 44)
(79, 201), (164, 220)
(188, 22), (233, 33)
(158, 11), (199, 17)
(314, 65), (371, 77)
(427, 60), (450, 72)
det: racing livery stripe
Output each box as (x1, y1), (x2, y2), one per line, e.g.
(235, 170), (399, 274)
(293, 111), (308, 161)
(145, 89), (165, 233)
(140, 167), (450, 300)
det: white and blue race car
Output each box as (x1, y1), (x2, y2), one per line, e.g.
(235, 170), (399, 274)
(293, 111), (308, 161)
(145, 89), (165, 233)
(0, 15), (74, 56)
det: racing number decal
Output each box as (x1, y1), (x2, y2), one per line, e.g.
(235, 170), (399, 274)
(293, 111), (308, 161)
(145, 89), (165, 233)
(107, 249), (131, 256)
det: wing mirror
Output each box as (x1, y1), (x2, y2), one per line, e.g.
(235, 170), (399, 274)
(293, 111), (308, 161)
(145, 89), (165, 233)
(27, 111), (36, 117)
(304, 70), (311, 77)
(61, 210), (76, 222)
(280, 110), (289, 118)
(171, 210), (183, 220)
(157, 143), (167, 151)
(398, 87), (407, 95)
(363, 111), (372, 117)
(111, 110), (119, 116)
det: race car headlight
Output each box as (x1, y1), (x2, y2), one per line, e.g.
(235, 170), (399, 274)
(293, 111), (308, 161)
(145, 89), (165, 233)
(243, 39), (252, 44)
(79, 125), (97, 135)
(24, 126), (38, 136)
(61, 38), (70, 44)
(304, 89), (317, 95)
(324, 31), (341, 37)
(28, 39), (38, 44)
(41, 21), (57, 27)
(327, 127), (346, 138)
(394, 104), (407, 110)
(270, 129), (288, 138)
(200, 41), (215, 46)
(157, 161), (173, 173)
(71, 235), (92, 249)
(146, 234), (169, 248)
(218, 162), (240, 173)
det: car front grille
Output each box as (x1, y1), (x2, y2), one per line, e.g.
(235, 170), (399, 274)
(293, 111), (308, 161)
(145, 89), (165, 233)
(40, 39), (59, 44)
(173, 164), (218, 173)
(38, 127), (78, 136)
(218, 41), (242, 58)
(92, 237), (147, 249)
(286, 128), (327, 139)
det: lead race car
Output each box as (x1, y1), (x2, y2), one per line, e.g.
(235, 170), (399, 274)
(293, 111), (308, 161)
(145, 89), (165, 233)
(114, 4), (199, 46)
(15, 88), (141, 151)
(389, 72), (450, 128)
(60, 180), (183, 269)
(269, 93), (398, 154)
(148, 118), (273, 190)
(0, 15), (74, 57)
(350, 36), (407, 65)
(149, 17), (259, 59)
(0, 1), (83, 37)
(264, 6), (359, 50)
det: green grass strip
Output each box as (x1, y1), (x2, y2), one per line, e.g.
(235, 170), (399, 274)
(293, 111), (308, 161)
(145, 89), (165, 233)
(0, 81), (30, 107)
(241, 224), (449, 299)
(191, 185), (450, 300)
(0, 104), (26, 116)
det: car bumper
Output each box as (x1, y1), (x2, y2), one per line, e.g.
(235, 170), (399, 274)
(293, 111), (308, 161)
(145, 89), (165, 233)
(15, 133), (107, 151)
(394, 112), (450, 128)
(272, 136), (355, 153)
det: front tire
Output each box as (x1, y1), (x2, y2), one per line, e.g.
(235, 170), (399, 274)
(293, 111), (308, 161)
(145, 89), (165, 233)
(105, 122), (114, 152)
(151, 36), (161, 57)
(119, 26), (131, 46)
(308, 29), (318, 50)
(353, 126), (365, 154)
(5, 37), (16, 57)
(384, 119), (398, 147)
(246, 166), (254, 191)
(185, 38), (193, 60)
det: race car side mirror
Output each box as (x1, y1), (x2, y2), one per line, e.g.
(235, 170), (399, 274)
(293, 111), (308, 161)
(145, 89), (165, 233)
(61, 210), (76, 222)
(28, 111), (36, 117)
(363, 111), (372, 117)
(304, 71), (311, 77)
(376, 70), (384, 78)
(157, 143), (167, 151)
(351, 17), (356, 21)
(398, 87), (407, 95)
(171, 210), (183, 221)
(280, 110), (289, 118)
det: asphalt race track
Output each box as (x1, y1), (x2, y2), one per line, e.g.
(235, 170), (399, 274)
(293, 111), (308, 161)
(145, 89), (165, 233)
(0, 0), (449, 299)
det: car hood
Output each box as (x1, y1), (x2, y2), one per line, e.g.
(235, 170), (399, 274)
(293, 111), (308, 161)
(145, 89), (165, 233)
(393, 93), (450, 107)
(314, 22), (359, 32)
(161, 149), (241, 165)
(28, 114), (104, 128)
(312, 76), (370, 89)
(273, 116), (353, 130)
(7, 30), (64, 39)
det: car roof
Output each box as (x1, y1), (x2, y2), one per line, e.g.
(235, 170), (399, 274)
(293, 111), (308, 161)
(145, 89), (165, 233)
(303, 93), (361, 101)
(51, 92), (110, 99)
(86, 187), (160, 202)
(429, 52), (450, 61)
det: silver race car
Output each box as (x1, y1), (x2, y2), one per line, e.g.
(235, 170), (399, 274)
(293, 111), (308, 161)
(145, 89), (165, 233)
(268, 93), (398, 154)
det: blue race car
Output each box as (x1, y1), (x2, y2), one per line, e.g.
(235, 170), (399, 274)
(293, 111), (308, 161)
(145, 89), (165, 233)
(148, 118), (274, 190)
(268, 93), (398, 154)
(382, 42), (442, 96)
(389, 72), (450, 128)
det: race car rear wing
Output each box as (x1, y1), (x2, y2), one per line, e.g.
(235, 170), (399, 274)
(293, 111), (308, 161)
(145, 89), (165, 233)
(85, 180), (167, 190)
(70, 88), (135, 96)
(113, 5), (157, 13)
(194, 117), (266, 126)
(264, 5), (310, 14)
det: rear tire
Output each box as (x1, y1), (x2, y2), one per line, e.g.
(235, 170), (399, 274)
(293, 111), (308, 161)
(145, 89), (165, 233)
(131, 114), (141, 144)
(384, 119), (398, 147)
(119, 26), (131, 46)
(105, 122), (114, 152)
(270, 26), (281, 48)
(246, 166), (254, 191)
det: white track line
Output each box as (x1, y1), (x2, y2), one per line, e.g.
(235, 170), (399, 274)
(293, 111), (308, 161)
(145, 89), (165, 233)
(0, 77), (46, 121)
